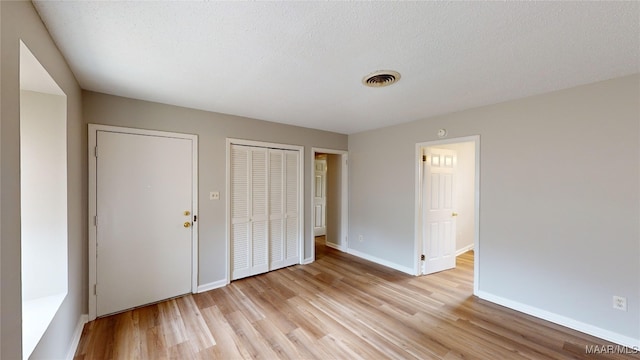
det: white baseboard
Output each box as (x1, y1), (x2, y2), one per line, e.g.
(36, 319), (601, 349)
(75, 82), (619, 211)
(325, 242), (346, 252)
(346, 248), (414, 275)
(65, 314), (88, 360)
(456, 244), (474, 256)
(476, 290), (640, 350)
(302, 257), (314, 265)
(197, 279), (227, 293)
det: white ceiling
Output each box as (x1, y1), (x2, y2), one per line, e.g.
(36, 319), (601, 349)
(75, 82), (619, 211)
(33, 1), (639, 134)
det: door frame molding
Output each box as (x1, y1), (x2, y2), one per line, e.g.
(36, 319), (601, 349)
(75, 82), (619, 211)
(88, 124), (199, 320)
(414, 135), (480, 295)
(309, 148), (349, 262)
(225, 138), (305, 283)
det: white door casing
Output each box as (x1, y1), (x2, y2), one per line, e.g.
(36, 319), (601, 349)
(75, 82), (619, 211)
(230, 142), (302, 281)
(313, 159), (327, 236)
(414, 136), (480, 292)
(88, 125), (198, 319)
(422, 147), (457, 275)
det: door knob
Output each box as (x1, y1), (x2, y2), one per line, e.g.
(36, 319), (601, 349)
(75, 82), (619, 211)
(184, 222), (191, 228)
(452, 212), (458, 217)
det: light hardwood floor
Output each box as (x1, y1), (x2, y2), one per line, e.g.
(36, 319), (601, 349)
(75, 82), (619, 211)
(75, 238), (639, 359)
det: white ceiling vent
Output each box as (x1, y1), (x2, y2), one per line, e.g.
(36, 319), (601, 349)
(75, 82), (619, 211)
(362, 70), (401, 88)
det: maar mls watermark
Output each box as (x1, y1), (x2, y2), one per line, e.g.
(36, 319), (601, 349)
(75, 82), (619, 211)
(585, 344), (640, 355)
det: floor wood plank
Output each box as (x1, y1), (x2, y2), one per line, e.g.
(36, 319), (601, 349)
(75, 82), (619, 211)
(75, 237), (640, 359)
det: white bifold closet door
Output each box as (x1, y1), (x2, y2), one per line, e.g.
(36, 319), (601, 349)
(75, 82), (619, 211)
(270, 149), (300, 270)
(231, 145), (300, 280)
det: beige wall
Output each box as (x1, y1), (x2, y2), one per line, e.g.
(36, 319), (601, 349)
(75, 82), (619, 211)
(1, 1), (85, 359)
(83, 91), (348, 285)
(348, 75), (640, 343)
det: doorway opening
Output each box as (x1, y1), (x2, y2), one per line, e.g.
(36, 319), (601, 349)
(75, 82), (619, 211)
(19, 40), (69, 359)
(310, 148), (348, 262)
(314, 154), (328, 238)
(415, 136), (479, 294)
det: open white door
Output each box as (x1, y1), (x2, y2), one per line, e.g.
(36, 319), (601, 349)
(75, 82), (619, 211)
(313, 158), (327, 236)
(422, 147), (457, 275)
(94, 130), (195, 317)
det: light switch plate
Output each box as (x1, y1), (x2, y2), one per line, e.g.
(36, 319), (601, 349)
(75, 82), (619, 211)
(613, 296), (627, 311)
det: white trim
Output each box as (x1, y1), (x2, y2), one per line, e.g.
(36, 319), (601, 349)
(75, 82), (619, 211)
(65, 314), (88, 360)
(477, 291), (640, 350)
(227, 138), (305, 151)
(225, 140), (231, 285)
(88, 126), (97, 320)
(191, 133), (199, 294)
(473, 138), (480, 295)
(88, 124), (199, 320)
(226, 138), (305, 283)
(455, 244), (474, 257)
(310, 148), (349, 262)
(347, 248), (414, 275)
(197, 279), (227, 293)
(413, 143), (423, 276)
(325, 241), (346, 252)
(341, 154), (349, 250)
(414, 135), (481, 294)
(302, 257), (314, 265)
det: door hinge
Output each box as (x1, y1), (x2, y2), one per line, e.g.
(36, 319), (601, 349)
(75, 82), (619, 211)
(94, 146), (98, 158)
(422, 155), (426, 162)
(420, 254), (425, 261)
(94, 215), (98, 226)
(94, 284), (97, 295)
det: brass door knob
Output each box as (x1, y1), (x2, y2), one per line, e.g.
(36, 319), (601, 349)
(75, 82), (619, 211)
(184, 222), (191, 228)
(452, 212), (458, 217)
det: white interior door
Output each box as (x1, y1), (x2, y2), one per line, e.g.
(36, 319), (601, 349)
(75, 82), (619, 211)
(269, 150), (301, 270)
(282, 150), (301, 268)
(422, 147), (457, 275)
(313, 159), (327, 236)
(231, 145), (269, 280)
(269, 150), (285, 270)
(96, 131), (193, 316)
(231, 144), (300, 280)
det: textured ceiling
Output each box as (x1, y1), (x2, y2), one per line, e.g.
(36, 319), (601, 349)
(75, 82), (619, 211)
(33, 1), (639, 134)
